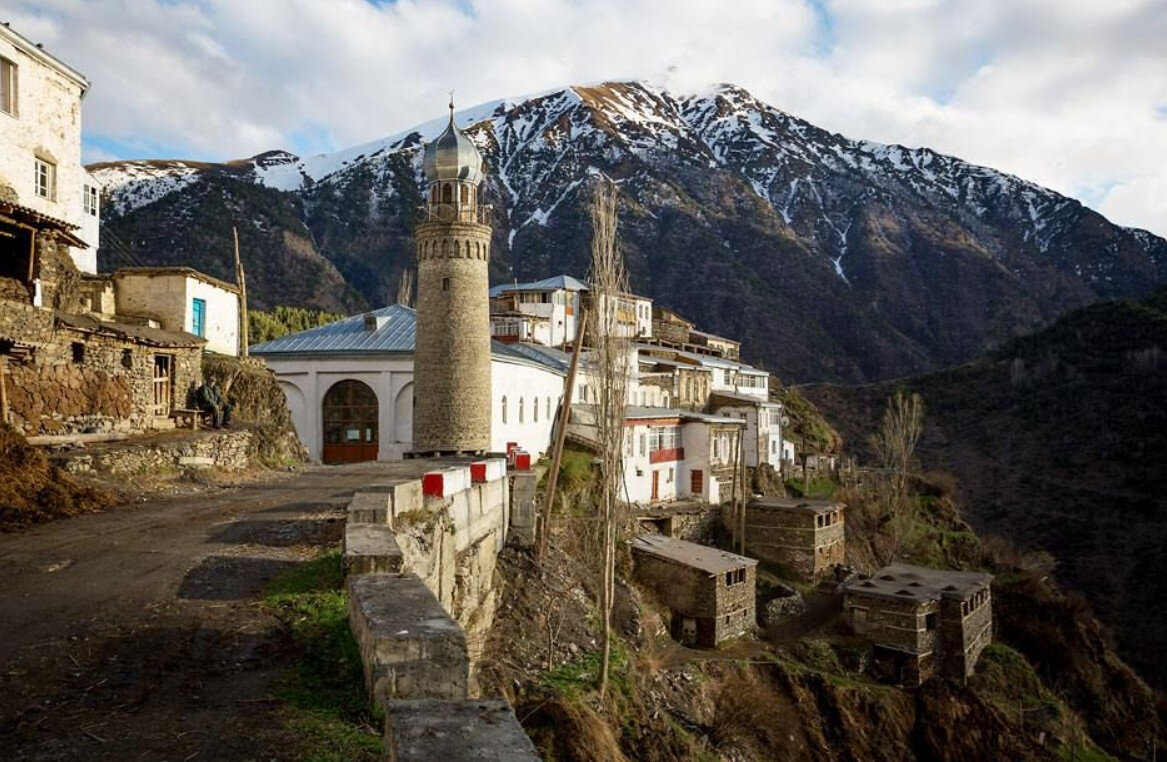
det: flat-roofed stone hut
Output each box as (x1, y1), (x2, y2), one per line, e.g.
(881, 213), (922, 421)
(840, 563), (993, 686)
(743, 497), (845, 579)
(631, 534), (756, 647)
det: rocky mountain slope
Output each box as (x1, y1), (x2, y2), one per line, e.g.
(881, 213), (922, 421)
(803, 285), (1167, 693)
(91, 81), (1166, 381)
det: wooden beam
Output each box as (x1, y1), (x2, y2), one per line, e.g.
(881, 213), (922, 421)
(536, 305), (589, 561)
(233, 226), (249, 358)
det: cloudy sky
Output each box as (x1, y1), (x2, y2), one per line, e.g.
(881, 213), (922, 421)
(4, 0), (1165, 236)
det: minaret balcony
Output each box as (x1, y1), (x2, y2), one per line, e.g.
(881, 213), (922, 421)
(419, 202), (493, 225)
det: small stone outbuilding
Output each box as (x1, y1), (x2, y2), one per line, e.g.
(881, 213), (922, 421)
(841, 564), (993, 686)
(632, 534), (756, 648)
(743, 497), (845, 579)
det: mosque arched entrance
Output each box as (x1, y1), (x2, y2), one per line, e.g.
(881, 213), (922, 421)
(322, 380), (379, 463)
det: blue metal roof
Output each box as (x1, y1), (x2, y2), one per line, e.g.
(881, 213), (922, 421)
(488, 274), (590, 297)
(252, 304), (417, 355)
(252, 304), (567, 376)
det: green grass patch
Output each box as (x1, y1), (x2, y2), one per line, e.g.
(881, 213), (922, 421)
(785, 476), (837, 499)
(541, 640), (633, 703)
(264, 549), (383, 762)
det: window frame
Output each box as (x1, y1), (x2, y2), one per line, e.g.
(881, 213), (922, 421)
(191, 297), (207, 337)
(34, 157), (57, 201)
(0, 56), (16, 117)
(83, 184), (99, 217)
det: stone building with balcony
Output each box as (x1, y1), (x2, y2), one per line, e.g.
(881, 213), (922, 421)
(743, 497), (845, 579)
(632, 533), (757, 647)
(841, 564), (993, 686)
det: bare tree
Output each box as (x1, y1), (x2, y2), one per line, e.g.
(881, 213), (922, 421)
(588, 177), (630, 697)
(396, 268), (415, 307)
(870, 390), (924, 497)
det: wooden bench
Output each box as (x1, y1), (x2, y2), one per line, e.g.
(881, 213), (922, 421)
(174, 408), (213, 430)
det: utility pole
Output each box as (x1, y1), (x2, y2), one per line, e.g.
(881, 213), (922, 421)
(233, 226), (249, 358)
(536, 306), (589, 561)
(0, 356), (8, 425)
(738, 427), (748, 554)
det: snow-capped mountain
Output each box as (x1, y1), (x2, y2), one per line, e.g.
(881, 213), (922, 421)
(90, 81), (1165, 382)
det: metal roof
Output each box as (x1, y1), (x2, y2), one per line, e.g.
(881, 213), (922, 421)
(252, 304), (417, 355)
(632, 534), (756, 574)
(840, 564), (992, 604)
(252, 305), (566, 375)
(489, 275), (590, 297)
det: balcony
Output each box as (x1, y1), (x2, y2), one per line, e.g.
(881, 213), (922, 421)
(649, 447), (685, 464)
(417, 202), (494, 225)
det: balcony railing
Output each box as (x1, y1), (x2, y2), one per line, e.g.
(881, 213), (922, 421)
(418, 203), (494, 225)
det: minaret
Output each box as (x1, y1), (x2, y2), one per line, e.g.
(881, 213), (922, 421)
(411, 100), (493, 455)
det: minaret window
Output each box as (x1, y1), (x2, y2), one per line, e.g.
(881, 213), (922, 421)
(442, 277), (450, 291)
(442, 184), (453, 203)
(461, 184), (469, 203)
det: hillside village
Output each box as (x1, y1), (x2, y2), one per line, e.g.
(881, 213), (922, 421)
(0, 19), (1164, 762)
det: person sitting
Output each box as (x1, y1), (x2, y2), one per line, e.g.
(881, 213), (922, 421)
(211, 377), (234, 428)
(195, 375), (228, 429)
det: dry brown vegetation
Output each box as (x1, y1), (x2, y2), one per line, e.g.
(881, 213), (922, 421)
(0, 424), (119, 531)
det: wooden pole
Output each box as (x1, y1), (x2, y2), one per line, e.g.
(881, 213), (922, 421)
(0, 356), (8, 426)
(729, 428), (738, 550)
(233, 226), (249, 358)
(739, 428), (748, 553)
(536, 306), (589, 561)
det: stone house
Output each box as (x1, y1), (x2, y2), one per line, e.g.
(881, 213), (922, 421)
(568, 406), (744, 505)
(488, 275), (587, 348)
(840, 564), (993, 686)
(631, 534), (756, 647)
(743, 497), (845, 579)
(0, 23), (100, 277)
(106, 268), (240, 356)
(651, 306), (695, 345)
(711, 391), (789, 471)
(0, 25), (213, 437)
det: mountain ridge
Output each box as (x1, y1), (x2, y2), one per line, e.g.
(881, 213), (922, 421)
(90, 80), (1166, 382)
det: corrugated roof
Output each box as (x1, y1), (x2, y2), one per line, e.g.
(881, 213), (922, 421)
(252, 305), (567, 375)
(632, 534), (756, 574)
(252, 304), (417, 355)
(840, 564), (992, 603)
(489, 275), (590, 296)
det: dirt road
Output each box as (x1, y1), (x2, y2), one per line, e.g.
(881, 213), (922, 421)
(0, 461), (411, 762)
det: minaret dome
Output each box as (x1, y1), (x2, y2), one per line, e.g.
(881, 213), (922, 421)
(422, 100), (484, 185)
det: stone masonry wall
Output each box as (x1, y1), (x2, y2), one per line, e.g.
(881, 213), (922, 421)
(6, 325), (201, 435)
(713, 563), (756, 644)
(412, 221), (492, 453)
(56, 429), (257, 476)
(744, 505), (845, 579)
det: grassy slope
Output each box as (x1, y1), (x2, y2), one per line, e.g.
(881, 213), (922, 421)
(802, 286), (1167, 694)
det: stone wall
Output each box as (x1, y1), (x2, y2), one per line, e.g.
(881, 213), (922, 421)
(55, 428), (257, 476)
(743, 502), (845, 579)
(5, 321), (201, 436)
(632, 548), (755, 647)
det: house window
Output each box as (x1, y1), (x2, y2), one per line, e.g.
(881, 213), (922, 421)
(501, 396), (508, 424)
(925, 613), (938, 631)
(121, 349), (133, 369)
(71, 342), (85, 364)
(546, 396), (551, 419)
(533, 396), (539, 422)
(442, 277), (450, 291)
(0, 56), (16, 116)
(191, 297), (206, 337)
(723, 369), (731, 384)
(639, 433), (646, 456)
(519, 397), (524, 423)
(34, 158), (56, 200)
(84, 185), (99, 217)
(725, 568), (745, 586)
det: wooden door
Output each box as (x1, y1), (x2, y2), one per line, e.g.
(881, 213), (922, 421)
(322, 380), (379, 463)
(651, 470), (660, 501)
(690, 469), (703, 496)
(152, 355), (171, 416)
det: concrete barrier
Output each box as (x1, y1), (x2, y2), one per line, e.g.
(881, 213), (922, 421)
(347, 573), (469, 707)
(384, 699), (540, 762)
(343, 524), (404, 575)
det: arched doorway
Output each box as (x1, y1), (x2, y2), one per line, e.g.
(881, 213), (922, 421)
(322, 380), (379, 463)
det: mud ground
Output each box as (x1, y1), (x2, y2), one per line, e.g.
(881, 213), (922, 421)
(0, 462), (412, 762)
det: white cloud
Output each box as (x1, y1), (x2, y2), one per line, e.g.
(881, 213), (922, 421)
(3, 0), (1165, 237)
